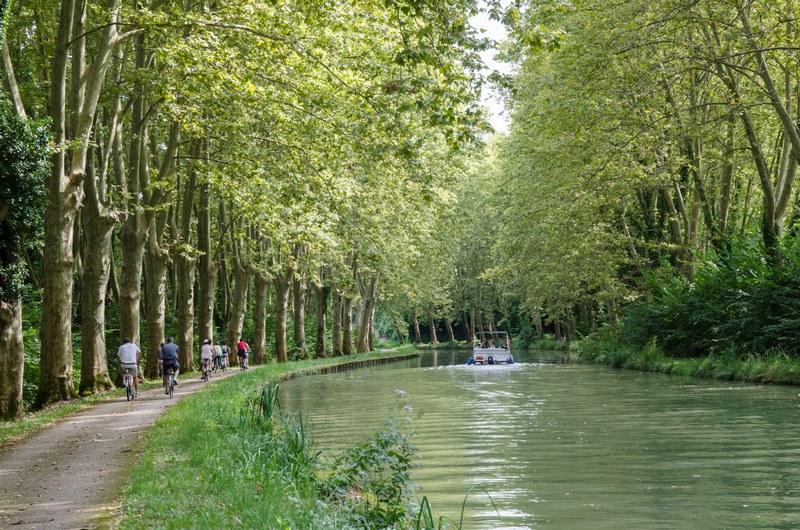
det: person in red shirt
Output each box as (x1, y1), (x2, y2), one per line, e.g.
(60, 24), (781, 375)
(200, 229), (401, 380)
(237, 338), (250, 370)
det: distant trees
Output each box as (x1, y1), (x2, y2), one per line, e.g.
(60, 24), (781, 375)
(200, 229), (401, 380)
(468, 0), (800, 352)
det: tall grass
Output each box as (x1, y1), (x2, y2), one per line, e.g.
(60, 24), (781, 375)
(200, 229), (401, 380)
(117, 354), (432, 528)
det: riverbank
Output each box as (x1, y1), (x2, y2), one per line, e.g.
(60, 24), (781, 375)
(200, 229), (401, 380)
(575, 328), (800, 385)
(115, 350), (425, 528)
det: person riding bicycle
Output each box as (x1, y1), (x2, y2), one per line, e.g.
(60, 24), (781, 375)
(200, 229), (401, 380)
(237, 337), (250, 369)
(220, 341), (230, 369)
(161, 337), (180, 393)
(117, 338), (142, 397)
(213, 341), (223, 372)
(200, 339), (214, 378)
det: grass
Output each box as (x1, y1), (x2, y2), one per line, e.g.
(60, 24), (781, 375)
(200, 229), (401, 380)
(576, 329), (800, 385)
(116, 351), (424, 528)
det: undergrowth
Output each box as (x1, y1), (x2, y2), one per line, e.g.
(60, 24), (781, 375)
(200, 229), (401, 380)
(117, 355), (450, 528)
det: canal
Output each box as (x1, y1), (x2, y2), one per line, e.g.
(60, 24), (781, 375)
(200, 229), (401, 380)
(278, 350), (800, 528)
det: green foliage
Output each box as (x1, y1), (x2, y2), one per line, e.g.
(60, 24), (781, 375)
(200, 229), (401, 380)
(621, 237), (800, 358)
(323, 419), (418, 528)
(0, 100), (49, 301)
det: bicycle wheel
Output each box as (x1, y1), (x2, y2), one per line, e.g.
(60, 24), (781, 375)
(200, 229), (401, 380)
(126, 381), (133, 401)
(168, 375), (174, 398)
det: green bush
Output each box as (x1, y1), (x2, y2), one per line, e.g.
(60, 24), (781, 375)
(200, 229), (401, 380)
(621, 236), (800, 359)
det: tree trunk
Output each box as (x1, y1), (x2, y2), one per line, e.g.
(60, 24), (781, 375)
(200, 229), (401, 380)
(0, 299), (24, 419)
(428, 314), (439, 344)
(197, 182), (216, 342)
(175, 145), (197, 371)
(253, 273), (269, 365)
(292, 274), (308, 359)
(356, 274), (377, 353)
(331, 289), (342, 356)
(39, 0), (128, 406)
(274, 271), (291, 363)
(143, 221), (169, 378)
(534, 312), (544, 339)
(314, 281), (329, 358)
(226, 262), (251, 364)
(412, 310), (421, 344)
(118, 35), (149, 347)
(38, 0), (79, 406)
(554, 318), (562, 341)
(342, 296), (353, 355)
(79, 182), (115, 395)
(175, 253), (196, 371)
(468, 304), (475, 342)
(368, 303), (375, 351)
(445, 318), (455, 342)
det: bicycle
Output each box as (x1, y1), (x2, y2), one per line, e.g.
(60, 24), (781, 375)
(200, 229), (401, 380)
(122, 366), (136, 401)
(165, 367), (175, 398)
(202, 359), (211, 382)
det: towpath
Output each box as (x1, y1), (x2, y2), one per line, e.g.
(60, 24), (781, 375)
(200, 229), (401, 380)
(0, 370), (236, 529)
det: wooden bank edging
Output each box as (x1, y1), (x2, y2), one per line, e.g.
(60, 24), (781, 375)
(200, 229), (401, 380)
(277, 353), (419, 382)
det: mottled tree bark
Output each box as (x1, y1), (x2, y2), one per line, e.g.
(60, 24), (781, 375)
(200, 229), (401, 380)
(226, 262), (251, 362)
(331, 289), (342, 356)
(314, 281), (329, 358)
(292, 274), (308, 359)
(38, 0), (80, 406)
(0, 299), (24, 419)
(175, 145), (197, 371)
(273, 271), (291, 363)
(118, 34), (149, 347)
(356, 274), (377, 353)
(342, 296), (353, 356)
(445, 318), (455, 342)
(79, 150), (115, 395)
(412, 310), (421, 344)
(197, 182), (217, 342)
(252, 273), (269, 365)
(143, 216), (170, 378)
(428, 314), (439, 345)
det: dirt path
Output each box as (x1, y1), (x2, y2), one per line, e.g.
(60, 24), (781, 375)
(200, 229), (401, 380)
(0, 369), (238, 529)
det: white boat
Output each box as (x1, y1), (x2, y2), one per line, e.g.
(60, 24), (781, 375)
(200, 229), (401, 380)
(469, 331), (514, 364)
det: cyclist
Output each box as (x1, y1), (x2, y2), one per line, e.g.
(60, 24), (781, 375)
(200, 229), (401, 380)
(237, 337), (250, 369)
(220, 341), (230, 370)
(200, 338), (214, 379)
(157, 342), (165, 378)
(161, 337), (180, 393)
(117, 338), (142, 397)
(213, 341), (223, 372)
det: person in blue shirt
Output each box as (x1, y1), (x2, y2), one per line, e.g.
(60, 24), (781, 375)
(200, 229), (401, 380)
(160, 337), (180, 394)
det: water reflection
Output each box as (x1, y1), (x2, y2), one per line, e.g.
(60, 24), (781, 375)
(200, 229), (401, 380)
(278, 351), (800, 528)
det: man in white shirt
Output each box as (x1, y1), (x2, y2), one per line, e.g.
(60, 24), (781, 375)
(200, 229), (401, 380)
(117, 338), (142, 396)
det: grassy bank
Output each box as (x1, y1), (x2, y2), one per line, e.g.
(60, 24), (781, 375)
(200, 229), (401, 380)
(116, 351), (441, 529)
(576, 328), (800, 385)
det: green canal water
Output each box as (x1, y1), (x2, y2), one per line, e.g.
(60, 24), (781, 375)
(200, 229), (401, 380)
(278, 351), (800, 528)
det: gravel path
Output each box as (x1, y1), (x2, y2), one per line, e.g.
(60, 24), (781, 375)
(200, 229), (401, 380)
(0, 370), (237, 529)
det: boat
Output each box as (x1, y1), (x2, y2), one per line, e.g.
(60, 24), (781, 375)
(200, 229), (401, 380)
(468, 331), (514, 365)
